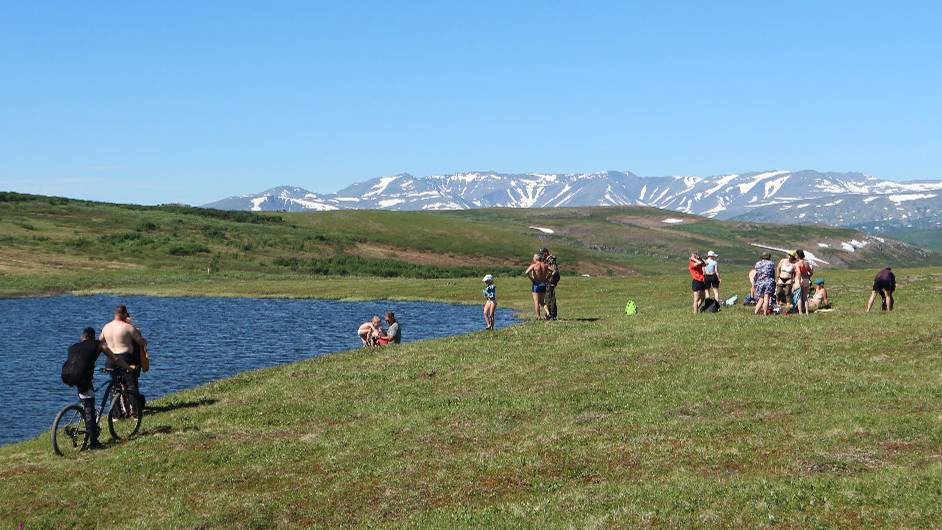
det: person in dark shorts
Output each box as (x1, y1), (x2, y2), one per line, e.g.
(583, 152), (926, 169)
(689, 253), (707, 314)
(65, 327), (133, 449)
(867, 267), (896, 312)
(703, 250), (721, 301)
(100, 305), (146, 404)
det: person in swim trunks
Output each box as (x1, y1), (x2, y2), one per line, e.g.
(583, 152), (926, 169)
(524, 253), (549, 319)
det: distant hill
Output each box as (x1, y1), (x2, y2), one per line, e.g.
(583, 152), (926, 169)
(2, 193), (938, 289)
(204, 170), (942, 232)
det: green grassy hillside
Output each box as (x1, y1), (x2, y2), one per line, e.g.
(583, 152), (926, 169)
(2, 270), (941, 527)
(1, 192), (938, 298)
(882, 228), (942, 250)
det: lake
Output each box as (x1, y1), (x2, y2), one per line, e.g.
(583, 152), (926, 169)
(0, 295), (516, 445)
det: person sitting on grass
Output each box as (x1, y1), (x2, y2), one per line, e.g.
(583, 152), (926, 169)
(482, 274), (497, 330)
(377, 312), (401, 346)
(357, 316), (383, 347)
(867, 267), (896, 312)
(807, 278), (831, 312)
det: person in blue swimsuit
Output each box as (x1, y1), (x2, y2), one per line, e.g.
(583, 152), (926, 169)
(524, 253), (549, 319)
(482, 274), (497, 330)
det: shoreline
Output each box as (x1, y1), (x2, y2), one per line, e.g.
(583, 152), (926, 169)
(1, 295), (522, 447)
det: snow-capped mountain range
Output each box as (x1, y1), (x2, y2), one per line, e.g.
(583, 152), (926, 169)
(204, 170), (942, 230)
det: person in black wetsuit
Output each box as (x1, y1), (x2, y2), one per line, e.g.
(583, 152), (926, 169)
(66, 327), (132, 449)
(867, 267), (897, 312)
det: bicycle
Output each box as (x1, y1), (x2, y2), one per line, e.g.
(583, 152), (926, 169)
(51, 367), (143, 457)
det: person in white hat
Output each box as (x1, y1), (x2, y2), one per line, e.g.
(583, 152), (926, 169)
(703, 251), (721, 302)
(482, 274), (497, 330)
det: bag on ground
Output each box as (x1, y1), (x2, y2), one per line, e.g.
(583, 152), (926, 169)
(625, 299), (638, 316)
(699, 298), (721, 313)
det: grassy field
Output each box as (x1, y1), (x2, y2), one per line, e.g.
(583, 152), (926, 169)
(2, 268), (941, 528)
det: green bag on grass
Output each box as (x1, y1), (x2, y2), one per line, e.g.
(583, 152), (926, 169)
(625, 299), (638, 316)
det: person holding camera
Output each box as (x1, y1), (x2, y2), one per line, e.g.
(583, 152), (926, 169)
(689, 253), (707, 314)
(541, 248), (560, 320)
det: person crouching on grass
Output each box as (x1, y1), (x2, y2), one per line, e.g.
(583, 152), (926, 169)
(689, 253), (707, 314)
(482, 274), (497, 330)
(357, 316), (383, 347)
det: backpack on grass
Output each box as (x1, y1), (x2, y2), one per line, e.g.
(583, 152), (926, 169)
(699, 298), (721, 313)
(625, 300), (638, 316)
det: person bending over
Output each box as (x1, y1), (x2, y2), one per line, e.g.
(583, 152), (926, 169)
(358, 316), (383, 347)
(867, 267), (896, 312)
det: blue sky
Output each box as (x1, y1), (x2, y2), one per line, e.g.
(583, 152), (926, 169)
(1, 1), (940, 205)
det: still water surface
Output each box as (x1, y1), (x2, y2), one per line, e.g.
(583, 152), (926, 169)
(0, 295), (515, 445)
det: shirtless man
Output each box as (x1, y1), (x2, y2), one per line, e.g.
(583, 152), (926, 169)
(100, 304), (146, 403)
(524, 253), (549, 319)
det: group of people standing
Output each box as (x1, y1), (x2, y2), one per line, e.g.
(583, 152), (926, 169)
(688, 251), (722, 313)
(690, 248), (899, 315)
(751, 249), (821, 315)
(478, 247), (561, 330)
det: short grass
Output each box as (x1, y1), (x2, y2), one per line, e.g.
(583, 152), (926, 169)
(2, 268), (941, 528)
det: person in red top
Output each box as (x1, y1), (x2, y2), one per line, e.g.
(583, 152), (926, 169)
(689, 253), (707, 314)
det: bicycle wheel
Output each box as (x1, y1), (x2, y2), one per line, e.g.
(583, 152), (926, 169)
(52, 404), (88, 457)
(108, 390), (142, 440)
